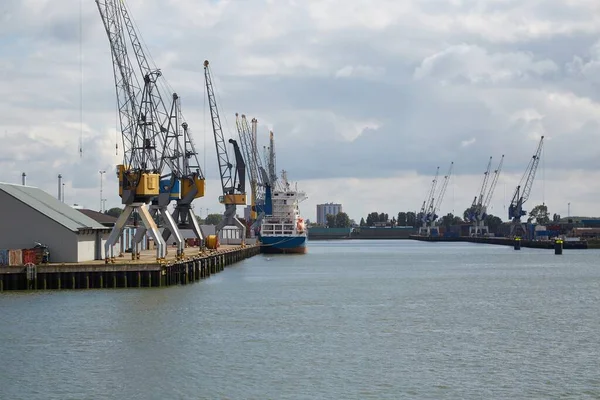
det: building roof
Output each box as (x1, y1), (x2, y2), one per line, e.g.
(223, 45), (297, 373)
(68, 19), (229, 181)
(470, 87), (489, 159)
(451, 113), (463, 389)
(0, 183), (106, 232)
(77, 209), (118, 226)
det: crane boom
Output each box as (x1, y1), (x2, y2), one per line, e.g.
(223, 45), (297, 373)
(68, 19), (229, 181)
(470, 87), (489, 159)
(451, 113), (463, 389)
(432, 161), (454, 219)
(203, 60), (246, 243)
(509, 136), (544, 237)
(477, 157), (493, 208)
(483, 155), (504, 210)
(97, 0), (186, 262)
(420, 167), (439, 223)
(204, 61), (236, 197)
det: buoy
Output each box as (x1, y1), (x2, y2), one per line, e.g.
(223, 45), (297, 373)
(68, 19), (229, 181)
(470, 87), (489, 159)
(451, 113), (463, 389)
(554, 239), (563, 255)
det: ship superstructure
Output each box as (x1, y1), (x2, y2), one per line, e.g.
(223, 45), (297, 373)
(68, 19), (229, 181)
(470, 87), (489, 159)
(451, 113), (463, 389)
(259, 171), (307, 254)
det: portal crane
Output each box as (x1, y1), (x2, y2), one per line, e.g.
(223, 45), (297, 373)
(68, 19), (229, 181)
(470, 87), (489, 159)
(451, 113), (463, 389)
(509, 136), (544, 238)
(236, 114), (269, 236)
(97, 0), (187, 262)
(420, 162), (453, 236)
(430, 162), (454, 224)
(470, 155), (504, 236)
(467, 157), (493, 223)
(132, 96), (206, 257)
(204, 60), (247, 243)
(418, 167), (440, 235)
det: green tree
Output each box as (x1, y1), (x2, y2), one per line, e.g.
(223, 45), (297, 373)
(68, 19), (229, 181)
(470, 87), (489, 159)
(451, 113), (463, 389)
(360, 217), (366, 227)
(485, 214), (503, 233)
(406, 211), (417, 227)
(528, 204), (550, 224)
(397, 212), (407, 226)
(334, 212), (351, 228)
(440, 213), (462, 229)
(205, 213), (223, 226)
(366, 212), (379, 226)
(105, 207), (123, 218)
(378, 213), (388, 223)
(326, 214), (336, 228)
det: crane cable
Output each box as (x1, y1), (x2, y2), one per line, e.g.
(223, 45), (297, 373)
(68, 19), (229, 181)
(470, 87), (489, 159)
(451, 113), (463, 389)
(79, 0), (83, 158)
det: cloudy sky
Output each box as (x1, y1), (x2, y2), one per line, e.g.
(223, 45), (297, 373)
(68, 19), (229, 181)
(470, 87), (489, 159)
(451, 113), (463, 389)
(2, 0), (600, 223)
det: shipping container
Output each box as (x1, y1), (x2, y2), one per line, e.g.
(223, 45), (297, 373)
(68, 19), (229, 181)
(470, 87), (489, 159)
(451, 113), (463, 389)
(0, 249), (8, 266)
(8, 249), (22, 266)
(22, 249), (38, 265)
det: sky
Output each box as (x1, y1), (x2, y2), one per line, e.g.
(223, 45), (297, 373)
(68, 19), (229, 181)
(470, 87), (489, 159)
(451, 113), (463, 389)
(1, 0), (600, 223)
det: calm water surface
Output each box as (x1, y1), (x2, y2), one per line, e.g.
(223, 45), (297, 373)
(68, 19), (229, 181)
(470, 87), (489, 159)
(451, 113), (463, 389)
(1, 240), (599, 399)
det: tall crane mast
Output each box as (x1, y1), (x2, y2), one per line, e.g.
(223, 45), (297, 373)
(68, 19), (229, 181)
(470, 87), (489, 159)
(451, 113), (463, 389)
(467, 156), (493, 223)
(235, 114), (268, 233)
(203, 60), (247, 243)
(418, 167), (439, 235)
(133, 96), (207, 257)
(509, 136), (544, 238)
(430, 162), (454, 224)
(97, 0), (187, 262)
(235, 114), (258, 221)
(268, 131), (279, 189)
(470, 155), (504, 236)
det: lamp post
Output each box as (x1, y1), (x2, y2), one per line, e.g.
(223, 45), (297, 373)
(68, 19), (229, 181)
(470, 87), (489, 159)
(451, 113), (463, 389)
(99, 170), (106, 212)
(568, 202), (571, 218)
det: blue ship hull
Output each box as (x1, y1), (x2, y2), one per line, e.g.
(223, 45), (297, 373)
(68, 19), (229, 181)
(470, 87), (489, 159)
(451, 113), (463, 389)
(259, 235), (307, 254)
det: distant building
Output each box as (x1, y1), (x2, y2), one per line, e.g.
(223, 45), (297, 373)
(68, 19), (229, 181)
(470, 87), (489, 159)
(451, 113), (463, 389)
(316, 203), (343, 226)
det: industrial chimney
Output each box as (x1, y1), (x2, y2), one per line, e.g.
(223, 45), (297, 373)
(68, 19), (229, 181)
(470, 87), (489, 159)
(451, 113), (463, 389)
(21, 172), (26, 186)
(58, 174), (62, 201)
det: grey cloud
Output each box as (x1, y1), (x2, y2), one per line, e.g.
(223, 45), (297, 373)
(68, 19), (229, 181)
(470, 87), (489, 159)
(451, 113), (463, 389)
(2, 0), (600, 215)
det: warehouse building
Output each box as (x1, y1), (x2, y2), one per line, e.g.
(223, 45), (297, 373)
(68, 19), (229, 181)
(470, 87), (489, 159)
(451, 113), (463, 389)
(0, 183), (112, 263)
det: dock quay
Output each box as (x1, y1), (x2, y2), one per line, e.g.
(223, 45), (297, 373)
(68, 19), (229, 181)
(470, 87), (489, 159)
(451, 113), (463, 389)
(0, 245), (260, 291)
(409, 235), (588, 249)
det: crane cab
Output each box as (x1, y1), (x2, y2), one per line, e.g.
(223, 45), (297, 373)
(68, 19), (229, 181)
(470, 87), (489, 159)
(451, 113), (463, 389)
(117, 164), (160, 202)
(181, 176), (205, 199)
(219, 194), (246, 205)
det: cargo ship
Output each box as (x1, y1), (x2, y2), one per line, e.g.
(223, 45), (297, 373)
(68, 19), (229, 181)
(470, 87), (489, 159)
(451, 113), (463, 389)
(259, 171), (307, 254)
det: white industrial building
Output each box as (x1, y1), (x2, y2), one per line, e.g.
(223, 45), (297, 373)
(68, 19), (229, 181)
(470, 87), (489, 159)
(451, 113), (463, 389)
(0, 183), (112, 263)
(316, 203), (343, 226)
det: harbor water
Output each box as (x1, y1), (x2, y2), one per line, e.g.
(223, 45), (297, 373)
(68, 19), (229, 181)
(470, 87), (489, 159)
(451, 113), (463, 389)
(0, 240), (599, 399)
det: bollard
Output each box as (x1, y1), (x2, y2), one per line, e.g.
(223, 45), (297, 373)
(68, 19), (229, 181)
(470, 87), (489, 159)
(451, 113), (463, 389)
(514, 237), (521, 250)
(554, 239), (563, 255)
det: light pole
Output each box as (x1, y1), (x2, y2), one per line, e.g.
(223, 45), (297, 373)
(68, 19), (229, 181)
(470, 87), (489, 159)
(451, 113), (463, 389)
(99, 170), (106, 212)
(568, 202), (571, 218)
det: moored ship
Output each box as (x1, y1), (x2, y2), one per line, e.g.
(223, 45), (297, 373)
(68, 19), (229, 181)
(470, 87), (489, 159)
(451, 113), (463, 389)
(259, 171), (307, 254)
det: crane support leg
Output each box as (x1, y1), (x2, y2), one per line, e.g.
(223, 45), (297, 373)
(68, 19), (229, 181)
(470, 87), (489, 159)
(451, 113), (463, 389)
(104, 204), (166, 263)
(163, 206), (205, 252)
(133, 205), (185, 259)
(216, 204), (246, 246)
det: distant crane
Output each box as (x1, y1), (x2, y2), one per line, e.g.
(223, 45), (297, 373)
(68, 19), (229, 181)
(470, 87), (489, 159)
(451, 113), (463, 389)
(508, 136), (544, 238)
(469, 155), (504, 236)
(419, 162), (454, 236)
(97, 0), (186, 262)
(235, 114), (270, 236)
(418, 166), (440, 235)
(204, 60), (247, 243)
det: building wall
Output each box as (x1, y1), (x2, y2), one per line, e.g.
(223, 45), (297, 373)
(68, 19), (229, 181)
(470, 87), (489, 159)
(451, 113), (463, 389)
(0, 191), (78, 262)
(316, 203), (343, 225)
(77, 232), (97, 262)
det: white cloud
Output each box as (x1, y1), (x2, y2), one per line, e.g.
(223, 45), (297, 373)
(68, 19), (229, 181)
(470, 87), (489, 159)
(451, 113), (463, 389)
(1, 0), (600, 221)
(413, 44), (559, 84)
